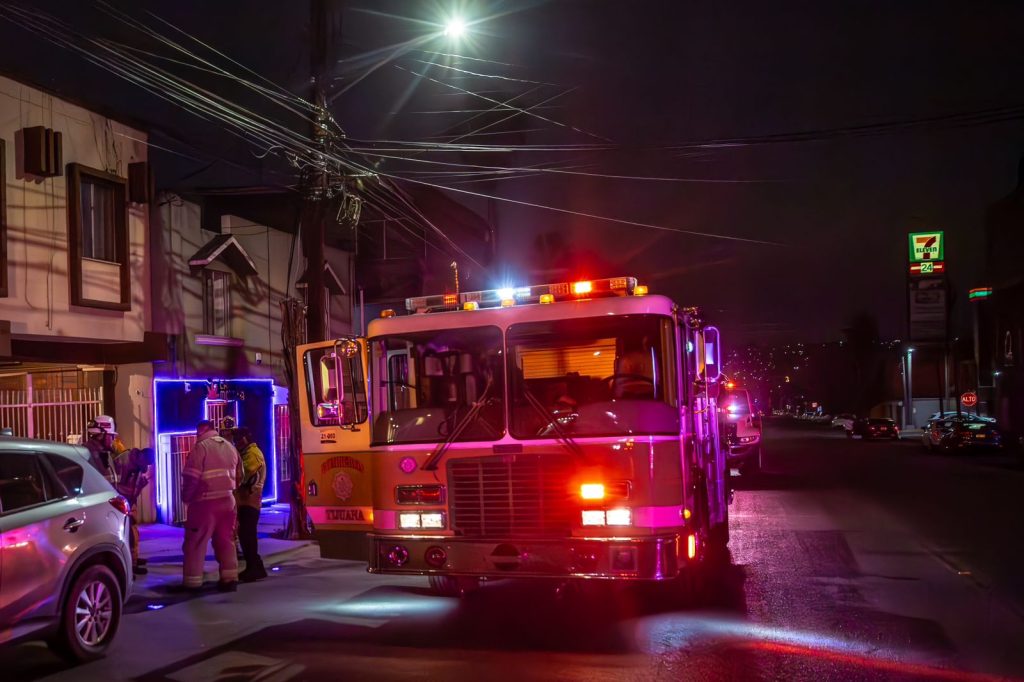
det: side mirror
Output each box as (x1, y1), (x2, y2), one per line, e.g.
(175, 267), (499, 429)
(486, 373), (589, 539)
(334, 339), (367, 429)
(697, 326), (722, 383)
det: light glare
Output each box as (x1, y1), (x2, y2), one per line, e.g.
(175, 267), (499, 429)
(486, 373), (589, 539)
(444, 17), (467, 38)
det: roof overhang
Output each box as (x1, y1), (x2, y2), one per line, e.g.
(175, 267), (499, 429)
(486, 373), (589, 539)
(296, 261), (347, 295)
(187, 234), (258, 278)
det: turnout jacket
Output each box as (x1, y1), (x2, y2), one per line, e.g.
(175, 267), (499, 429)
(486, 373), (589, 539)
(182, 430), (242, 505)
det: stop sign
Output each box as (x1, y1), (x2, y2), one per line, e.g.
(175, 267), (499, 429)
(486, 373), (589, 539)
(961, 391), (978, 407)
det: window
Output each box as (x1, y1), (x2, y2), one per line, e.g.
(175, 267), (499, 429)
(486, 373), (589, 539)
(203, 270), (232, 337)
(67, 164), (129, 310)
(80, 176), (117, 262)
(0, 452), (56, 514)
(44, 453), (84, 495)
(304, 340), (368, 428)
(370, 326), (504, 445)
(507, 315), (678, 439)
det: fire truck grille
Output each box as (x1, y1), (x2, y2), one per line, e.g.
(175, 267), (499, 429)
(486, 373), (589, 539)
(447, 454), (574, 538)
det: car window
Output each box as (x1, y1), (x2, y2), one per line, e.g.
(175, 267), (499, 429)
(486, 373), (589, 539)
(44, 453), (85, 496)
(0, 452), (58, 514)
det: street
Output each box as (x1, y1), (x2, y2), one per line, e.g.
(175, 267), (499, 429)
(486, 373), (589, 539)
(4, 420), (1024, 681)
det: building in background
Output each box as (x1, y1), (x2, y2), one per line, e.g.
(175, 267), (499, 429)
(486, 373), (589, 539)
(0, 73), (162, 520)
(148, 193), (354, 519)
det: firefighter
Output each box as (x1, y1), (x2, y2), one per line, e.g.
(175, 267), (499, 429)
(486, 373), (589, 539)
(232, 427), (267, 582)
(114, 447), (155, 576)
(83, 415), (125, 485)
(181, 419), (243, 592)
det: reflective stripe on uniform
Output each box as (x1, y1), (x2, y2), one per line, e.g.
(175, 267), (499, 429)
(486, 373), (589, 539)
(201, 468), (234, 479)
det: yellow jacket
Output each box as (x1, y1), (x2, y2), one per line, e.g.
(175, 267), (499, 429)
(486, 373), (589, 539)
(235, 442), (266, 509)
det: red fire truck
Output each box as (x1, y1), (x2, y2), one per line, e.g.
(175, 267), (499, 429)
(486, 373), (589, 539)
(354, 276), (729, 595)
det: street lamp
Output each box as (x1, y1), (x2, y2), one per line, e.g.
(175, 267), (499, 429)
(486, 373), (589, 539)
(904, 347), (915, 428)
(444, 16), (467, 39)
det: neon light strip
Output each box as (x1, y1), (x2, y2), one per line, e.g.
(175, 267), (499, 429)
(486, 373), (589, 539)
(153, 378), (280, 516)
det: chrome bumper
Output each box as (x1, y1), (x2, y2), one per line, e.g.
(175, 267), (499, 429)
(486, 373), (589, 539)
(368, 533), (682, 581)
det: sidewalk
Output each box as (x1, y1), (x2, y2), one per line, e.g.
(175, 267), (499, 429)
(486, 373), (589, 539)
(133, 504), (315, 595)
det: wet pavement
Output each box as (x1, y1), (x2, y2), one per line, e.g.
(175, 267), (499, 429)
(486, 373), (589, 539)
(4, 420), (1024, 681)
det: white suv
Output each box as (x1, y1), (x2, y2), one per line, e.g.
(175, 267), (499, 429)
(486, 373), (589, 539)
(0, 438), (133, 661)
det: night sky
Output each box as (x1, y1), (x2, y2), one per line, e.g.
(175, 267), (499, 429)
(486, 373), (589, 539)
(3, 0), (1023, 345)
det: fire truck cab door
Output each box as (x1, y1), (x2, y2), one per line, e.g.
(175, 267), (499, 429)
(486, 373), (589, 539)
(694, 327), (728, 529)
(298, 338), (374, 538)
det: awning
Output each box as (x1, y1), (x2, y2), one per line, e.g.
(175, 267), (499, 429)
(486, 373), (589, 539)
(187, 234), (258, 278)
(295, 261), (347, 295)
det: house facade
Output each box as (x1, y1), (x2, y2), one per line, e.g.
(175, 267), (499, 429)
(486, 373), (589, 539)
(0, 74), (160, 519)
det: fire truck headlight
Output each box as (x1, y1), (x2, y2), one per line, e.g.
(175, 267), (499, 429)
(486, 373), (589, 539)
(580, 483), (605, 500)
(420, 513), (445, 529)
(399, 513), (422, 529)
(581, 510), (606, 526)
(399, 512), (446, 529)
(605, 508), (632, 526)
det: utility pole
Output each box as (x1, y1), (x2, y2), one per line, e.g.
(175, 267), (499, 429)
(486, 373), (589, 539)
(285, 0), (342, 539)
(301, 0), (334, 343)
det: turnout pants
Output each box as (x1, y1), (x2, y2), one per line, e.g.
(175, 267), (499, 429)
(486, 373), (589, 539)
(128, 510), (140, 567)
(182, 497), (239, 587)
(237, 505), (264, 570)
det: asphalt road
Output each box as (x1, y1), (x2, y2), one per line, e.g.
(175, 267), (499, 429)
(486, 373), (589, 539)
(5, 420), (1024, 681)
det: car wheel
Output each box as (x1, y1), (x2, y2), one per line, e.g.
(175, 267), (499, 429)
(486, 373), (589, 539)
(49, 564), (122, 662)
(739, 450), (761, 476)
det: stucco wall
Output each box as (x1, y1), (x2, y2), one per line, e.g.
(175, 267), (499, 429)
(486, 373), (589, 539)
(0, 75), (149, 342)
(154, 197), (353, 384)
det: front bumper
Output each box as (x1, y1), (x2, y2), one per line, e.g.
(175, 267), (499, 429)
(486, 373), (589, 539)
(369, 533), (682, 581)
(726, 439), (760, 462)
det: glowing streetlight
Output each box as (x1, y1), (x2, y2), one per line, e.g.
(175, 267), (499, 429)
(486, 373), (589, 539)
(444, 16), (467, 39)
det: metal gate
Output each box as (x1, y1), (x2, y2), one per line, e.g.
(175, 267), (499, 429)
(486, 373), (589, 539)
(274, 403), (292, 502)
(0, 372), (105, 443)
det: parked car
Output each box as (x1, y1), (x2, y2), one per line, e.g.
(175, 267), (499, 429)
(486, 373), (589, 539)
(0, 438), (133, 661)
(923, 416), (1002, 451)
(831, 414), (856, 430)
(928, 411), (995, 423)
(847, 417), (900, 440)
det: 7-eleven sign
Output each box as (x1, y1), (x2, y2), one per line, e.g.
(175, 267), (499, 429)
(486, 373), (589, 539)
(909, 232), (944, 262)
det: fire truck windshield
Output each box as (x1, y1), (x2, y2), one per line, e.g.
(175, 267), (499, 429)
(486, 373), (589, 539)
(507, 315), (679, 439)
(370, 326), (505, 445)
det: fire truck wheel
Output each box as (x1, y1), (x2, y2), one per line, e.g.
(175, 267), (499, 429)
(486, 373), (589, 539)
(428, 575), (480, 597)
(673, 565), (707, 604)
(710, 517), (730, 549)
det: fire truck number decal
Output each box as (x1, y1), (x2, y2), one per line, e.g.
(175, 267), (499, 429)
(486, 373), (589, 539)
(320, 431), (337, 444)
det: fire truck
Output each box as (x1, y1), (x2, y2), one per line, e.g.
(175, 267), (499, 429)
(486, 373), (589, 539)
(297, 276), (730, 592)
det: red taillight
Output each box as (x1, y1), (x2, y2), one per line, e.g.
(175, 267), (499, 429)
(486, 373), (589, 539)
(109, 496), (130, 514)
(395, 485), (445, 505)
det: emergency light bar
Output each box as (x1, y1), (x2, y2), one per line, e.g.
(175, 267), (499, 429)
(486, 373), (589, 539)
(405, 276), (639, 313)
